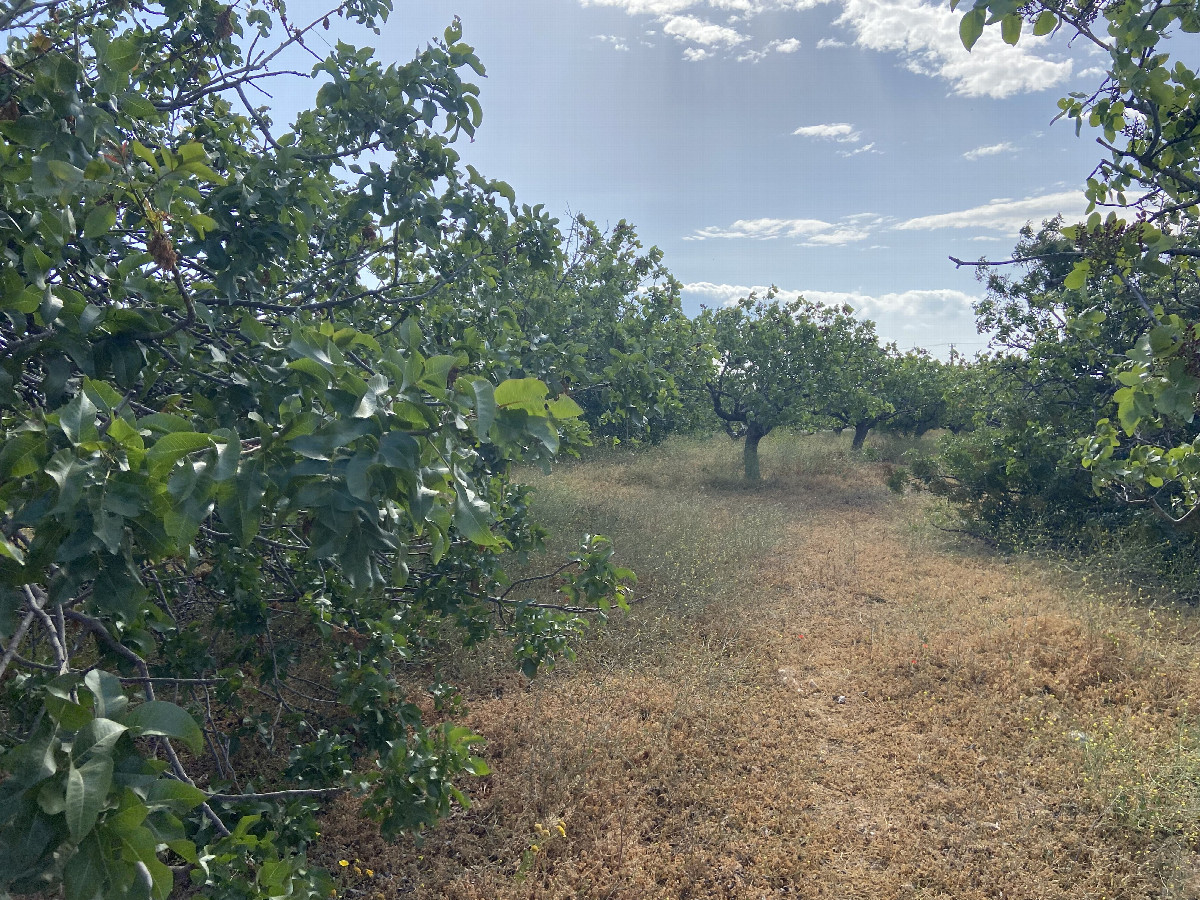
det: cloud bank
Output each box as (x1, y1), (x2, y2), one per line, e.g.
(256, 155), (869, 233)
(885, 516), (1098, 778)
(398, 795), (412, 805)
(578, 0), (1075, 97)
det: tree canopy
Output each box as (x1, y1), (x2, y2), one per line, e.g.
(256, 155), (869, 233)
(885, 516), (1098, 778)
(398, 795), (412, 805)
(0, 1), (683, 897)
(700, 293), (896, 479)
(952, 0), (1200, 534)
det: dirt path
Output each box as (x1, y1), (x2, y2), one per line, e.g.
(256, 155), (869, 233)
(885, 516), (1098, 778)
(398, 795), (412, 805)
(316, 455), (1200, 899)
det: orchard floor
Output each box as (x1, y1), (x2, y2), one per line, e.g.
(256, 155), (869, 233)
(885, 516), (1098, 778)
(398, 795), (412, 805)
(313, 435), (1200, 899)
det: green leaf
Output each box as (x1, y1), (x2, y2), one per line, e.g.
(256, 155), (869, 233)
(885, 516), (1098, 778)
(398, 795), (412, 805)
(0, 533), (26, 565)
(73, 717), (128, 762)
(65, 756), (114, 841)
(83, 206), (117, 239)
(64, 834), (106, 900)
(453, 485), (500, 546)
(123, 701), (204, 753)
(470, 379), (496, 435)
(58, 391), (99, 444)
(1000, 13), (1022, 45)
(1033, 10), (1057, 35)
(145, 432), (213, 476)
(547, 395), (584, 419)
(494, 377), (549, 413)
(959, 8), (985, 50)
(1063, 262), (1090, 290)
(144, 779), (206, 812)
(45, 692), (95, 731)
(0, 431), (44, 479)
(47, 159), (84, 183)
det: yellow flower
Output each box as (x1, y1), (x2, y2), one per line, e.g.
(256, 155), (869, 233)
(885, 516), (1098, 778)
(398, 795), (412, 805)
(339, 860), (349, 868)
(366, 870), (374, 878)
(555, 823), (566, 837)
(530, 844), (540, 853)
(354, 867), (362, 876)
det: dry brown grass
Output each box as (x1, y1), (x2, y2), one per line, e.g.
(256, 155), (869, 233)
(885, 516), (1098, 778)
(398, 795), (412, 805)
(311, 433), (1200, 899)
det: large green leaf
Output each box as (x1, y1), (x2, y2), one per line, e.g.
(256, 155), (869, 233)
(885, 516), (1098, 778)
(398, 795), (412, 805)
(453, 485), (500, 546)
(145, 432), (213, 477)
(494, 377), (549, 413)
(959, 8), (985, 50)
(123, 701), (203, 753)
(65, 756), (114, 840)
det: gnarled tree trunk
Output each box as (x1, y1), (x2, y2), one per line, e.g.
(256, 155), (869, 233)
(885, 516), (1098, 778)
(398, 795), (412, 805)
(851, 420), (872, 451)
(744, 422), (767, 480)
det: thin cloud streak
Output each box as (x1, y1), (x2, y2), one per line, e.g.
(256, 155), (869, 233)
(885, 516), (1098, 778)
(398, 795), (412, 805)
(963, 141), (1016, 160)
(793, 122), (861, 142)
(894, 190), (1088, 234)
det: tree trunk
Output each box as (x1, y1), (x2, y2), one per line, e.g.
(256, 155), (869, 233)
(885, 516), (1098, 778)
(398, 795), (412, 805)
(851, 420), (872, 451)
(743, 423), (766, 481)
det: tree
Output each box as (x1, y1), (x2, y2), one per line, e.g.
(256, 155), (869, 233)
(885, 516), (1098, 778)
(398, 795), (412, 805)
(0, 3), (644, 898)
(953, 0), (1200, 532)
(811, 309), (891, 450)
(876, 351), (957, 439)
(469, 214), (700, 446)
(700, 293), (890, 478)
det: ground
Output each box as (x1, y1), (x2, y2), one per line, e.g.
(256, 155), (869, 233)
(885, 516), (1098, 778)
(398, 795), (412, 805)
(311, 433), (1200, 899)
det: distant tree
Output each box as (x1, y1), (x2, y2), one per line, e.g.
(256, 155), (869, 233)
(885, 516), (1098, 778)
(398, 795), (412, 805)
(876, 351), (955, 440)
(474, 214), (699, 446)
(700, 294), (894, 477)
(812, 311), (891, 450)
(700, 294), (823, 480)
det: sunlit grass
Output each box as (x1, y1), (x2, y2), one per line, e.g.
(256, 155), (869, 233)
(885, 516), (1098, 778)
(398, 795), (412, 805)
(311, 431), (1200, 900)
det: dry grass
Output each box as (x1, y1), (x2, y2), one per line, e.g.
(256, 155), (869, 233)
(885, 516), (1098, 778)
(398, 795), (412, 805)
(311, 432), (1200, 899)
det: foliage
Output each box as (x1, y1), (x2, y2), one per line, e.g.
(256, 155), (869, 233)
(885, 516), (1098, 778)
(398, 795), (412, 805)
(953, 0), (1200, 532)
(473, 214), (701, 447)
(910, 224), (1142, 531)
(699, 292), (893, 479)
(826, 347), (956, 449)
(0, 1), (653, 897)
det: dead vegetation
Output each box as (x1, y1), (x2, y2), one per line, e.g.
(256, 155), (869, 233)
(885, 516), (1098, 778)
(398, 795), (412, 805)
(310, 433), (1200, 899)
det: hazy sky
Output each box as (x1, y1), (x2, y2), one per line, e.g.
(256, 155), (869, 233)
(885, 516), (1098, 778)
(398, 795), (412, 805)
(271, 0), (1113, 355)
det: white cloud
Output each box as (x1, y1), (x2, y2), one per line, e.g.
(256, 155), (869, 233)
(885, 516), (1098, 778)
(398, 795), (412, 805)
(685, 217), (835, 240)
(839, 141), (879, 157)
(680, 282), (977, 316)
(593, 34), (632, 50)
(894, 190), (1088, 235)
(793, 122), (861, 142)
(687, 212), (886, 243)
(962, 141), (1015, 160)
(577, 0), (1073, 93)
(738, 36), (803, 60)
(682, 46), (712, 60)
(580, 0), (695, 14)
(662, 14), (748, 45)
(801, 227), (872, 245)
(835, 0), (1072, 98)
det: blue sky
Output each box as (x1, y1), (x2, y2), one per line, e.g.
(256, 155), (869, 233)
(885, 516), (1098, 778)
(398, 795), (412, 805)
(274, 0), (1113, 355)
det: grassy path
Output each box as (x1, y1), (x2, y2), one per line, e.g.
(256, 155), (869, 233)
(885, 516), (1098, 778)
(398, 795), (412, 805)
(315, 435), (1200, 899)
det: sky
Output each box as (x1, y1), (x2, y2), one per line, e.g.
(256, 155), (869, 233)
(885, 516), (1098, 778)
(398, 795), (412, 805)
(271, 0), (1116, 356)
